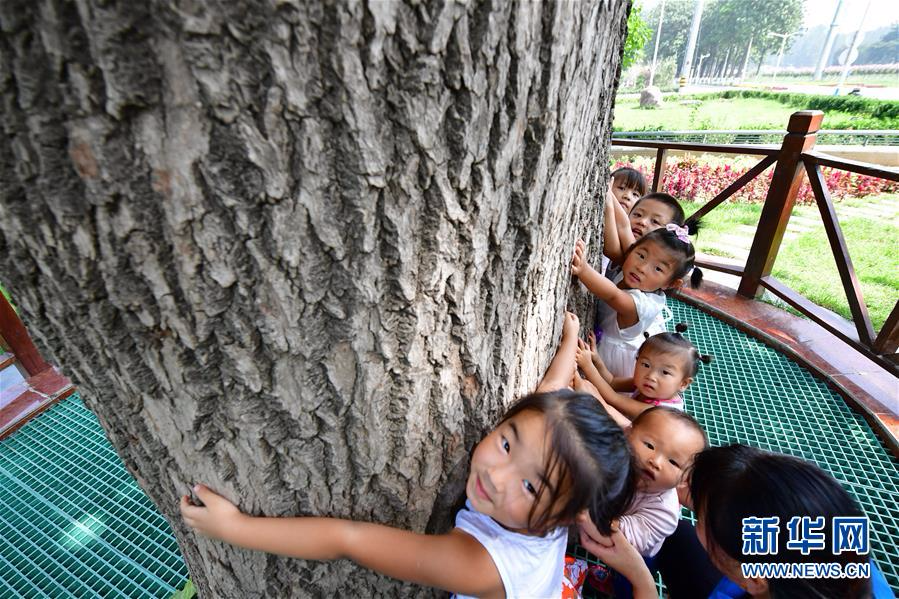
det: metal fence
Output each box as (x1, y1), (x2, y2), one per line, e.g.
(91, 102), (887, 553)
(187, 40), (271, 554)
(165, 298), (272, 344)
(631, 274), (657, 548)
(613, 129), (899, 147)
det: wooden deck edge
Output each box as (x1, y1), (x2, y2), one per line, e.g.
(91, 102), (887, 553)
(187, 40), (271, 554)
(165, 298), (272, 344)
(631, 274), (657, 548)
(672, 290), (899, 460)
(0, 369), (76, 440)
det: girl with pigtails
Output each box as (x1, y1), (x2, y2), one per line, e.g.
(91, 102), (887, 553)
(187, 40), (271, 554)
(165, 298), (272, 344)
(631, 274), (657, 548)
(576, 324), (713, 420)
(572, 223), (705, 380)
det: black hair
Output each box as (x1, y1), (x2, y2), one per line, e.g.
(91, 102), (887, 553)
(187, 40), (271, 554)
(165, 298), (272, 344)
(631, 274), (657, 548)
(630, 192), (702, 236)
(611, 167), (648, 197)
(630, 406), (708, 449)
(624, 227), (705, 289)
(638, 323), (712, 377)
(500, 390), (636, 535)
(690, 445), (872, 599)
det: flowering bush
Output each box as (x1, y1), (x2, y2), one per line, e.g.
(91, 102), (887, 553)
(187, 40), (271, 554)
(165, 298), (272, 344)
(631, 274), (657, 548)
(613, 155), (898, 205)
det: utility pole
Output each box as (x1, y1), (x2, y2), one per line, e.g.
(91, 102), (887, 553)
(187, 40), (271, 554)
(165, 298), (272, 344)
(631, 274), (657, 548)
(648, 0), (666, 87)
(696, 53), (710, 82)
(739, 36), (753, 81)
(720, 48), (730, 82)
(835, 0), (872, 94)
(678, 0), (705, 89)
(814, 0), (844, 80)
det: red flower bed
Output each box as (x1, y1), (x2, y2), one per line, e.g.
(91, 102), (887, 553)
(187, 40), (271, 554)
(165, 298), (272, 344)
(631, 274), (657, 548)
(614, 157), (898, 205)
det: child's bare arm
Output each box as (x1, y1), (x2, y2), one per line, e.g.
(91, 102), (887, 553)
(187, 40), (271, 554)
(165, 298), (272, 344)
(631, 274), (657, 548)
(575, 350), (641, 425)
(571, 375), (632, 430)
(603, 184), (624, 264)
(576, 339), (609, 382)
(596, 384), (655, 420)
(577, 362), (653, 421)
(537, 311), (580, 393)
(180, 485), (504, 597)
(577, 353), (619, 403)
(571, 241), (638, 324)
(611, 377), (636, 392)
(581, 338), (614, 383)
(584, 337), (636, 391)
(614, 198), (636, 253)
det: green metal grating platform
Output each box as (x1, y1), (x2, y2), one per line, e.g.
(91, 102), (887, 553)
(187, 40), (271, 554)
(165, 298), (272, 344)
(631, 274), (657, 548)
(0, 300), (896, 597)
(0, 394), (188, 598)
(575, 300), (899, 596)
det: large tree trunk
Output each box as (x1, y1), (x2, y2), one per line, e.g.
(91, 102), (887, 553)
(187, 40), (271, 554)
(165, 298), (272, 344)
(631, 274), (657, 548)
(0, 0), (628, 596)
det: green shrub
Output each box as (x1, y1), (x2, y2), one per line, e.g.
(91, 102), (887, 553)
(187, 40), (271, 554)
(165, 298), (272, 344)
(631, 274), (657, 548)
(711, 90), (899, 120)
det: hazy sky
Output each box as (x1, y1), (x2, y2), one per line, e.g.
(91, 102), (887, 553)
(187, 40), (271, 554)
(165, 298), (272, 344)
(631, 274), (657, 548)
(806, 0), (899, 33)
(640, 0), (899, 34)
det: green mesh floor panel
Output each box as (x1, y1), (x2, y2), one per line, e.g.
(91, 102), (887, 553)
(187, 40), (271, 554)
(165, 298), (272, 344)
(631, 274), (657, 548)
(0, 394), (188, 598)
(575, 299), (898, 597)
(2, 302), (896, 597)
(670, 299), (898, 592)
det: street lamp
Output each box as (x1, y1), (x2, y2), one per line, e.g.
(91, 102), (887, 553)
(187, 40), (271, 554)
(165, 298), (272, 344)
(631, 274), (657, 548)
(768, 30), (803, 83)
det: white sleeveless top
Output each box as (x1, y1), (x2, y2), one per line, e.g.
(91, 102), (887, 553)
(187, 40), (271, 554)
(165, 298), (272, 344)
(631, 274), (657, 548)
(595, 289), (667, 379)
(453, 501), (567, 599)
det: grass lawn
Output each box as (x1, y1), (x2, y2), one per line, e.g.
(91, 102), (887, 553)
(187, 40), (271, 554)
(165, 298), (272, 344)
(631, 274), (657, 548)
(613, 96), (892, 131)
(681, 195), (898, 332)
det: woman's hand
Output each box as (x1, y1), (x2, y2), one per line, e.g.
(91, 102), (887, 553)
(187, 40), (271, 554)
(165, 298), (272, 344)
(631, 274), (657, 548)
(571, 239), (587, 277)
(180, 484), (246, 542)
(577, 513), (657, 598)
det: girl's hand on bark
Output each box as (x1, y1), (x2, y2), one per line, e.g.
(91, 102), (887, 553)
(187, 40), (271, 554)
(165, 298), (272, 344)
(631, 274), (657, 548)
(180, 484), (244, 541)
(571, 240), (587, 276)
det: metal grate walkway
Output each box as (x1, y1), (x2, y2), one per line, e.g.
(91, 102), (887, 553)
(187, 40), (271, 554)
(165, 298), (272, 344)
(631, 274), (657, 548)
(0, 299), (896, 597)
(0, 395), (188, 598)
(576, 299), (899, 596)
(671, 300), (898, 591)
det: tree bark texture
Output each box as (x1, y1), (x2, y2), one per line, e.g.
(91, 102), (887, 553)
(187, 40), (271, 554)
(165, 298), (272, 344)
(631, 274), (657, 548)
(0, 0), (628, 596)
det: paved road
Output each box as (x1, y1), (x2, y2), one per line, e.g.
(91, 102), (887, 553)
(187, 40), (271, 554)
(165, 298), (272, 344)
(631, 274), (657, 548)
(681, 82), (899, 101)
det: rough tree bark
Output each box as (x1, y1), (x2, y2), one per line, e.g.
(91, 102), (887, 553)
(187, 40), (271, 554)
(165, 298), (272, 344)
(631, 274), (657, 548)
(0, 0), (628, 596)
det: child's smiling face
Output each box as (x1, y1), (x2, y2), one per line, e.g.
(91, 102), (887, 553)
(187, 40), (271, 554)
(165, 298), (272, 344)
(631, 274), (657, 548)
(628, 410), (705, 495)
(632, 347), (692, 400)
(467, 409), (559, 534)
(628, 198), (677, 239)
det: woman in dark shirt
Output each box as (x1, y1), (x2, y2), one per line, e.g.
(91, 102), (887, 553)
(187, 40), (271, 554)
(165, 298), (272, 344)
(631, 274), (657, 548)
(579, 444), (892, 598)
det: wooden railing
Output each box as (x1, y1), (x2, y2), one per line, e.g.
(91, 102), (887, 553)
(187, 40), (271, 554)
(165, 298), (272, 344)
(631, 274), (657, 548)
(612, 111), (899, 374)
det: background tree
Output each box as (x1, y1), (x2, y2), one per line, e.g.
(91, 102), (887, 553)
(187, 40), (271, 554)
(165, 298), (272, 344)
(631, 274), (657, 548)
(0, 0), (629, 596)
(855, 26), (899, 65)
(643, 0), (698, 68)
(637, 0), (805, 78)
(623, 2), (653, 71)
(694, 0), (746, 78)
(745, 0), (805, 73)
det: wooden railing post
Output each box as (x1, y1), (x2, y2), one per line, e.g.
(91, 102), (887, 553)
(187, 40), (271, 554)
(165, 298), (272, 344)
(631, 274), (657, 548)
(873, 300), (899, 355)
(0, 292), (50, 376)
(738, 111), (824, 298)
(651, 148), (668, 192)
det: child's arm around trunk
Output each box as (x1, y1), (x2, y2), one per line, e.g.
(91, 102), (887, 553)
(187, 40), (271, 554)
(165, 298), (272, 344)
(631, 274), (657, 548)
(180, 485), (504, 598)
